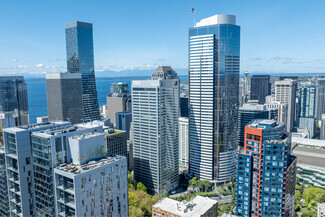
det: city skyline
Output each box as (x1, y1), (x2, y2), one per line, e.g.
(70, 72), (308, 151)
(1, 0), (325, 76)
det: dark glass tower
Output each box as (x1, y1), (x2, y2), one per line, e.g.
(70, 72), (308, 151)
(0, 76), (29, 125)
(250, 75), (271, 104)
(188, 15), (240, 182)
(65, 21), (100, 122)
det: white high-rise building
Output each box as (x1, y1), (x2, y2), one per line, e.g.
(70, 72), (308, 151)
(132, 66), (179, 194)
(179, 117), (189, 169)
(275, 79), (297, 132)
(188, 14), (240, 182)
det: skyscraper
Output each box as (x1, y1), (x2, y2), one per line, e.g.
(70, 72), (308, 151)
(297, 83), (317, 138)
(275, 79), (297, 132)
(106, 93), (131, 125)
(0, 76), (29, 125)
(179, 117), (189, 169)
(250, 75), (271, 104)
(65, 21), (100, 122)
(110, 82), (129, 94)
(316, 77), (325, 120)
(188, 14), (240, 182)
(46, 73), (83, 124)
(115, 111), (132, 139)
(236, 120), (297, 217)
(132, 66), (179, 194)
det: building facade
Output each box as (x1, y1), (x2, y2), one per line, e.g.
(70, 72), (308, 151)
(188, 14), (240, 182)
(275, 79), (297, 132)
(110, 82), (129, 94)
(0, 76), (29, 125)
(0, 111), (16, 146)
(106, 93), (131, 125)
(236, 120), (297, 217)
(250, 75), (271, 104)
(46, 73), (83, 124)
(264, 101), (288, 127)
(0, 148), (9, 217)
(321, 114), (325, 140)
(65, 21), (100, 122)
(179, 117), (189, 169)
(105, 129), (128, 157)
(297, 84), (317, 138)
(316, 78), (325, 120)
(179, 95), (189, 118)
(115, 111), (132, 139)
(132, 67), (179, 194)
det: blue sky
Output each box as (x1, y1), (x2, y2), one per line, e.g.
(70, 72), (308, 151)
(1, 0), (325, 76)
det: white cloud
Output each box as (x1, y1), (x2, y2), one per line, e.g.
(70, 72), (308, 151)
(12, 58), (18, 62)
(36, 64), (44, 68)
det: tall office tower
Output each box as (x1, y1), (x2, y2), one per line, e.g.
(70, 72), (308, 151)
(65, 21), (100, 122)
(316, 78), (325, 120)
(297, 84), (317, 138)
(110, 82), (130, 94)
(54, 134), (128, 217)
(265, 101), (288, 126)
(244, 71), (249, 103)
(115, 111), (132, 139)
(0, 76), (29, 125)
(3, 121), (70, 216)
(250, 75), (271, 104)
(31, 122), (103, 216)
(321, 114), (325, 140)
(179, 94), (189, 117)
(238, 103), (269, 148)
(236, 120), (297, 217)
(105, 128), (128, 157)
(46, 73), (83, 124)
(275, 79), (297, 132)
(106, 93), (131, 125)
(132, 66), (179, 194)
(188, 14), (240, 182)
(0, 148), (9, 217)
(179, 117), (189, 169)
(0, 112), (16, 146)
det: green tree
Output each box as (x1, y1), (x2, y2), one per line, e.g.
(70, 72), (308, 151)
(302, 211), (316, 217)
(128, 192), (140, 207)
(137, 182), (147, 192)
(163, 190), (169, 198)
(189, 177), (198, 187)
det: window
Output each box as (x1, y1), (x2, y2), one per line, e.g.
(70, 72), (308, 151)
(26, 157), (30, 165)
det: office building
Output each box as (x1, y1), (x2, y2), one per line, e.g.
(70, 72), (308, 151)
(0, 111), (16, 146)
(265, 101), (288, 125)
(36, 116), (49, 123)
(110, 82), (129, 94)
(318, 203), (325, 217)
(31, 122), (103, 216)
(105, 128), (127, 157)
(132, 66), (179, 194)
(115, 111), (132, 139)
(106, 93), (131, 125)
(293, 145), (325, 189)
(188, 14), (240, 182)
(0, 76), (29, 125)
(236, 120), (297, 217)
(152, 196), (218, 217)
(179, 117), (189, 169)
(65, 21), (100, 122)
(4, 121), (71, 216)
(275, 79), (297, 132)
(179, 94), (189, 118)
(46, 73), (83, 124)
(321, 114), (325, 140)
(0, 148), (9, 217)
(250, 75), (271, 104)
(297, 84), (317, 138)
(53, 133), (128, 217)
(316, 78), (325, 120)
(238, 103), (269, 147)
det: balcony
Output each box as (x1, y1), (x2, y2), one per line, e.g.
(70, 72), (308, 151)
(8, 177), (20, 185)
(7, 166), (19, 173)
(10, 198), (21, 206)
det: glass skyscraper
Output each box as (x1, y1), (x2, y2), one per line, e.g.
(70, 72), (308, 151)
(65, 21), (100, 122)
(188, 15), (240, 182)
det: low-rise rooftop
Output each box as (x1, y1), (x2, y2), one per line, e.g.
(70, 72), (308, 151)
(152, 196), (217, 217)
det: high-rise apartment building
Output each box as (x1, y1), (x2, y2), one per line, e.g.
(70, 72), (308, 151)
(264, 101), (288, 126)
(132, 66), (179, 194)
(321, 114), (325, 140)
(297, 84), (317, 138)
(275, 79), (297, 132)
(0, 148), (9, 217)
(53, 133), (128, 217)
(65, 21), (100, 122)
(106, 93), (131, 125)
(0, 112), (16, 146)
(238, 103), (269, 148)
(236, 120), (297, 217)
(179, 117), (189, 169)
(110, 82), (129, 94)
(316, 78), (325, 120)
(115, 111), (132, 139)
(0, 76), (29, 125)
(46, 73), (83, 124)
(250, 75), (271, 104)
(188, 15), (240, 182)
